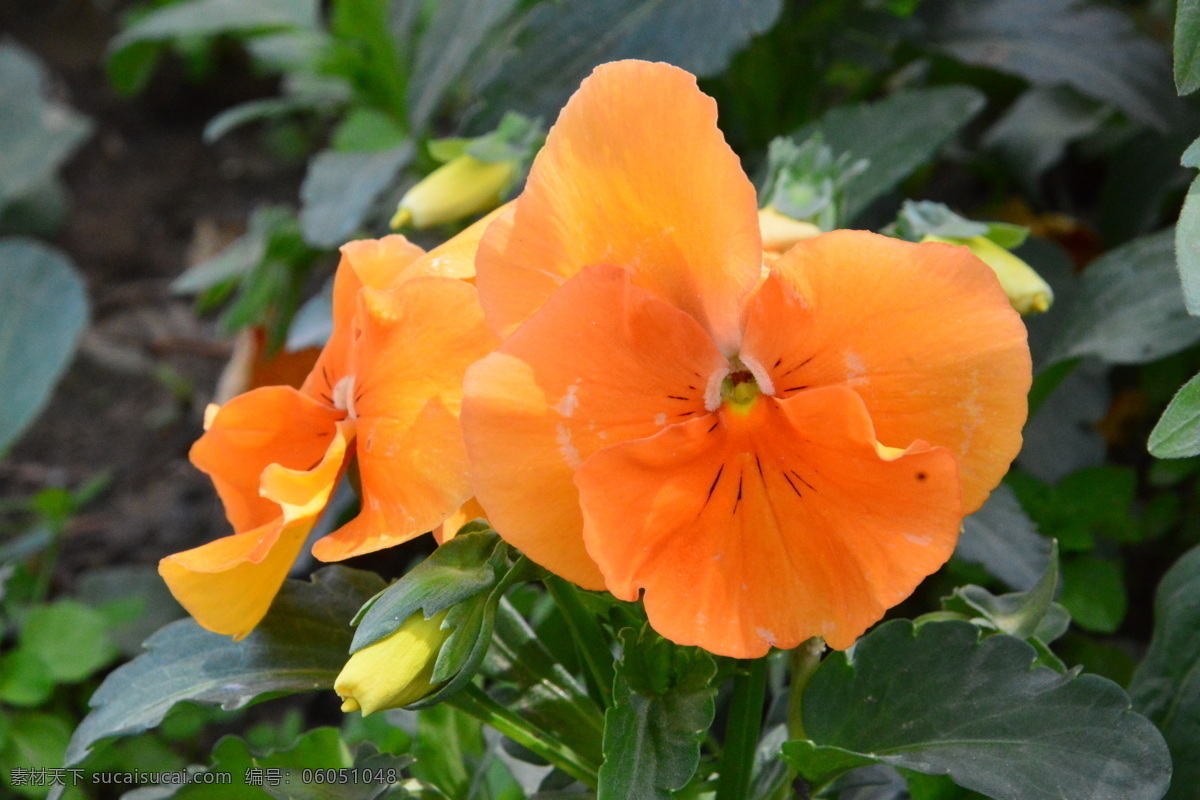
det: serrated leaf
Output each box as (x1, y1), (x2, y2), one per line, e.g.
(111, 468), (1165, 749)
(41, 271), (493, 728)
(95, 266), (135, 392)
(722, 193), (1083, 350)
(795, 86), (985, 223)
(1130, 544), (1200, 799)
(478, 0), (782, 122)
(63, 567), (384, 766)
(1149, 369), (1200, 458)
(918, 0), (1177, 130)
(299, 146), (412, 248)
(596, 628), (716, 800)
(782, 620), (1170, 799)
(111, 0), (318, 50)
(0, 239), (89, 454)
(955, 484), (1051, 591)
(1047, 229), (1200, 365)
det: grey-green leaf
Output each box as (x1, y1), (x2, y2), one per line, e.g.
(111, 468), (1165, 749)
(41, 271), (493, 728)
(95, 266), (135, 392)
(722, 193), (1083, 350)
(794, 86), (986, 223)
(956, 484), (1051, 591)
(478, 0), (782, 122)
(597, 628), (716, 800)
(1149, 369), (1200, 458)
(299, 146), (412, 248)
(1047, 229), (1200, 365)
(111, 0), (318, 50)
(0, 239), (89, 454)
(1131, 544), (1200, 799)
(1176, 174), (1200, 315)
(64, 566), (384, 766)
(783, 620), (1170, 800)
(1177, 0), (1200, 94)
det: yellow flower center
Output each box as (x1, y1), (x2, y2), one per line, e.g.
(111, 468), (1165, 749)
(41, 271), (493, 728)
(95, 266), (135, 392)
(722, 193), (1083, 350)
(721, 370), (761, 416)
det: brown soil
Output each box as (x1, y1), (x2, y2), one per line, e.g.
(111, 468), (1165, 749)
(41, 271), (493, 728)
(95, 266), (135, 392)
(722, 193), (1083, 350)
(0, 1), (307, 584)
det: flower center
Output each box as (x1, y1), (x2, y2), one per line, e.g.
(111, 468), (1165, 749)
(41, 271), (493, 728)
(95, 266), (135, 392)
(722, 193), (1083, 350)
(720, 370), (760, 416)
(332, 375), (358, 418)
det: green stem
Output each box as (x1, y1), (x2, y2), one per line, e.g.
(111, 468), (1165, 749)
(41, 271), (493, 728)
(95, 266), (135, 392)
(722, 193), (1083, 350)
(787, 637), (825, 741)
(545, 576), (615, 706)
(715, 656), (769, 800)
(448, 683), (599, 788)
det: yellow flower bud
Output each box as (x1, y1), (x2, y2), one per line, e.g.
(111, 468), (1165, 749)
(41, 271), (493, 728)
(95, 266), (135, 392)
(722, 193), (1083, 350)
(391, 155), (516, 230)
(923, 234), (1054, 315)
(758, 206), (822, 254)
(335, 609), (450, 715)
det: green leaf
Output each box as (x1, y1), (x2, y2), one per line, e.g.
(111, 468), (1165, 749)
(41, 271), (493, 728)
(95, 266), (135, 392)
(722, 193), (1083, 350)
(20, 600), (118, 683)
(943, 541), (1068, 643)
(782, 620), (1170, 799)
(1150, 369), (1200, 458)
(1176, 174), (1200, 316)
(111, 0), (318, 50)
(918, 0), (1177, 130)
(1, 712), (71, 797)
(1130, 544), (1200, 799)
(955, 484), (1051, 591)
(478, 0), (782, 122)
(331, 108), (407, 153)
(298, 145), (412, 248)
(173, 205), (293, 294)
(795, 86), (986, 223)
(1060, 556), (1126, 634)
(1177, 0), (1200, 94)
(0, 43), (92, 206)
(1047, 229), (1200, 365)
(0, 650), (56, 707)
(597, 627), (716, 800)
(0, 239), (89, 454)
(63, 566), (384, 766)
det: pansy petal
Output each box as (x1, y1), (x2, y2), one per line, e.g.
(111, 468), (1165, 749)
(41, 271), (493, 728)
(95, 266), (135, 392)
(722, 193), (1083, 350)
(475, 60), (762, 353)
(577, 387), (962, 657)
(303, 235), (427, 401)
(396, 203), (512, 284)
(462, 264), (728, 588)
(753, 232), (1031, 512)
(189, 386), (344, 533)
(435, 497), (489, 544)
(311, 278), (497, 560)
(161, 420), (352, 638)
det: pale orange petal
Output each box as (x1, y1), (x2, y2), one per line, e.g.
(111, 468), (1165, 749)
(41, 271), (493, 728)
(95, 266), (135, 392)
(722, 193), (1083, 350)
(189, 386), (344, 533)
(302, 235), (427, 400)
(435, 497), (488, 544)
(577, 388), (962, 657)
(162, 420), (352, 638)
(754, 232), (1031, 512)
(475, 60), (761, 353)
(462, 264), (728, 588)
(312, 278), (498, 560)
(395, 203), (512, 285)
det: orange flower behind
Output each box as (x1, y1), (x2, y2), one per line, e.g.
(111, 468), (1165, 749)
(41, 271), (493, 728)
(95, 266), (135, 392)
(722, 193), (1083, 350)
(462, 61), (1031, 657)
(164, 234), (497, 638)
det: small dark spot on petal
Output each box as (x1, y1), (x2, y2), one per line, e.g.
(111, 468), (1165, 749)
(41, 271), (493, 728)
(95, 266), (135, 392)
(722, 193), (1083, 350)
(917, 472), (927, 481)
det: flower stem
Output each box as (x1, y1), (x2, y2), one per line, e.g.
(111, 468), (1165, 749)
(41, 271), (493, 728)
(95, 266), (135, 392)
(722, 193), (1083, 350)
(448, 683), (600, 788)
(715, 656), (769, 800)
(544, 575), (615, 706)
(787, 637), (825, 741)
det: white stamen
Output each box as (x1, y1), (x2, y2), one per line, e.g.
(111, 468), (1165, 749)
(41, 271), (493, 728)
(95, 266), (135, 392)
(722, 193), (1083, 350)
(740, 353), (776, 396)
(332, 376), (357, 418)
(704, 365), (732, 411)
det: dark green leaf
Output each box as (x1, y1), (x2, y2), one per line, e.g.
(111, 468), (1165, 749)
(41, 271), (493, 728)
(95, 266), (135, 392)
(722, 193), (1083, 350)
(1177, 0), (1200, 94)
(111, 0), (318, 50)
(173, 206), (293, 294)
(943, 541), (1067, 643)
(479, 0), (782, 122)
(299, 146), (412, 248)
(955, 484), (1051, 591)
(1, 713), (70, 793)
(0, 650), (55, 707)
(0, 43), (92, 206)
(1060, 556), (1126, 634)
(982, 86), (1109, 190)
(0, 239), (89, 454)
(1150, 369), (1200, 458)
(918, 0), (1177, 130)
(597, 628), (716, 800)
(1130, 544), (1200, 799)
(64, 567), (384, 766)
(795, 86), (986, 223)
(783, 620), (1169, 799)
(1047, 229), (1200, 365)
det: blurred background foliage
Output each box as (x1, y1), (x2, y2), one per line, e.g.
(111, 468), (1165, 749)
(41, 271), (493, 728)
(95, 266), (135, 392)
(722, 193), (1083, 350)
(4, 0), (1200, 798)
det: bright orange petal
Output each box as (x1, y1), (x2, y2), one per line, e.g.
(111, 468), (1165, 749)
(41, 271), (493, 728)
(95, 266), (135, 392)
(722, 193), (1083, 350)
(462, 264), (729, 588)
(312, 277), (498, 560)
(577, 388), (962, 657)
(162, 420), (352, 638)
(189, 386), (344, 533)
(395, 203), (512, 285)
(752, 232), (1031, 512)
(435, 497), (488, 544)
(302, 235), (427, 401)
(475, 60), (761, 353)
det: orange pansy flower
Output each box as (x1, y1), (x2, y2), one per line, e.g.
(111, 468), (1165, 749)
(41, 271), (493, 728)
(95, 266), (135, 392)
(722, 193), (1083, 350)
(163, 231), (498, 639)
(462, 61), (1031, 657)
